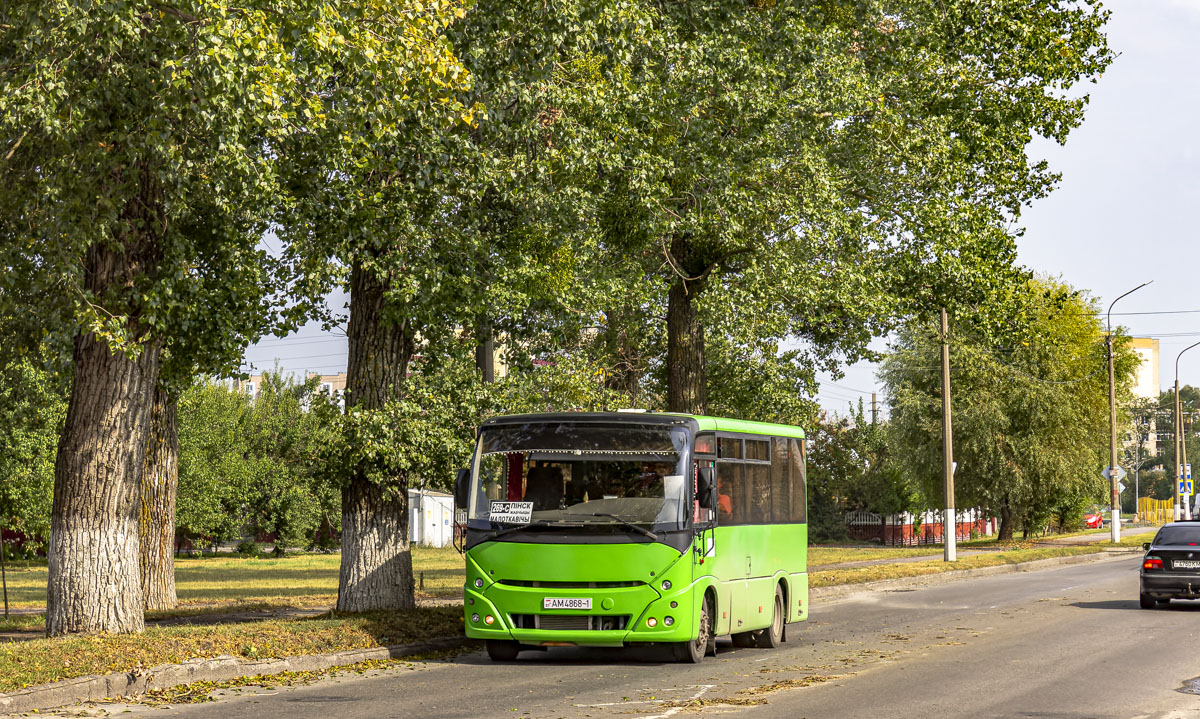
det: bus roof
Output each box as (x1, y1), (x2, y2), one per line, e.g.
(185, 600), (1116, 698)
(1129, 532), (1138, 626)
(480, 411), (805, 439)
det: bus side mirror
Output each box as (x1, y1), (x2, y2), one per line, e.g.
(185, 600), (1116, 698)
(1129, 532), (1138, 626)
(697, 466), (718, 510)
(454, 468), (470, 509)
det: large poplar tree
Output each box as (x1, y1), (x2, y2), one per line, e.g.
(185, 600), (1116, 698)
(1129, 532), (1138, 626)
(0, 0), (471, 635)
(582, 0), (1113, 414)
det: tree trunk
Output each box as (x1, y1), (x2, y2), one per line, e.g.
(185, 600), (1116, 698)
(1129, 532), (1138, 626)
(337, 263), (416, 612)
(475, 316), (495, 383)
(667, 280), (706, 414)
(47, 331), (160, 636)
(603, 308), (641, 399)
(998, 503), (1014, 541)
(139, 386), (178, 611)
(339, 479), (414, 610)
(666, 234), (708, 414)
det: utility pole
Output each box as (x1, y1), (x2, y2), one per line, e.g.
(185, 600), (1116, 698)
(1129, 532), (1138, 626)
(1, 529), (8, 618)
(1173, 340), (1200, 521)
(1107, 328), (1119, 542)
(1185, 411), (1193, 521)
(941, 308), (956, 562)
(1178, 383), (1184, 522)
(871, 392), (878, 426)
(1107, 281), (1151, 543)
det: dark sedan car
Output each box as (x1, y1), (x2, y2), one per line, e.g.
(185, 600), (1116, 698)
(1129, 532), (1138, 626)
(1140, 522), (1200, 608)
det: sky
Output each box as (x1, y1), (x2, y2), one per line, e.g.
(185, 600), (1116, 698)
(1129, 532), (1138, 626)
(243, 1), (1200, 416)
(819, 0), (1200, 415)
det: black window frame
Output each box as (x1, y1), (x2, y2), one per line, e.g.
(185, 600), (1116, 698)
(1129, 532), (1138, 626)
(710, 431), (805, 526)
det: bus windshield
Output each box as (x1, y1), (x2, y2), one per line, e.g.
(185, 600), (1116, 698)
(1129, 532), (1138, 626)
(467, 422), (691, 535)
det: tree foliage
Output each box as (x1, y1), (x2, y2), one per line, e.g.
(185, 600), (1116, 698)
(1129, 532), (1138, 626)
(883, 279), (1138, 538)
(565, 0), (1115, 415)
(806, 403), (918, 543)
(0, 353), (67, 549)
(177, 373), (337, 551)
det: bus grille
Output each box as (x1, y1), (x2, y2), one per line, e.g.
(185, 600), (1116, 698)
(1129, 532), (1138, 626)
(510, 614), (629, 631)
(498, 580), (642, 588)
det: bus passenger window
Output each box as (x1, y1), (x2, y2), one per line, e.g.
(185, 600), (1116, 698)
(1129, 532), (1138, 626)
(718, 437), (742, 459)
(770, 438), (790, 523)
(746, 439), (770, 461)
(746, 463), (770, 523)
(717, 462), (745, 524)
(788, 438), (807, 523)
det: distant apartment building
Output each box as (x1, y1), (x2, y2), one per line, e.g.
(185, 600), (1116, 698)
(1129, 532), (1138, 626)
(1128, 337), (1160, 459)
(234, 372), (347, 399)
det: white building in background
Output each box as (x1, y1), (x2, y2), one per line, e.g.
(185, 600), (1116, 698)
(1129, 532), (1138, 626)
(1128, 337), (1161, 459)
(408, 489), (455, 548)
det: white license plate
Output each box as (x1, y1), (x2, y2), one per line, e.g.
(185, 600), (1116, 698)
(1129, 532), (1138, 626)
(1174, 560), (1200, 569)
(543, 597), (592, 610)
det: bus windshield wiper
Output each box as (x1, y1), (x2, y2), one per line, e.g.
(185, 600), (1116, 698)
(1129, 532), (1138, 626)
(562, 512), (658, 541)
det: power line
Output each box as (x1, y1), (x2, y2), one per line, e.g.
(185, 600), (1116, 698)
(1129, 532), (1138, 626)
(243, 351), (347, 363)
(820, 380), (875, 394)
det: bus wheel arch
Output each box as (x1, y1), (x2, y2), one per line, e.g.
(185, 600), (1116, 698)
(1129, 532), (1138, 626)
(755, 582), (786, 649)
(703, 587), (718, 656)
(776, 578), (789, 643)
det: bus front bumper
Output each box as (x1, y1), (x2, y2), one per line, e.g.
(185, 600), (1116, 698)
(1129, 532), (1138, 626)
(463, 581), (699, 646)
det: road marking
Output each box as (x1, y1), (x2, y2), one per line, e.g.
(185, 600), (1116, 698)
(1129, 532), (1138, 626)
(636, 685), (715, 719)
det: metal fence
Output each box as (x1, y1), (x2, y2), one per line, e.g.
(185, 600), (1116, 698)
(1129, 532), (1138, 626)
(1138, 497), (1174, 526)
(845, 509), (985, 546)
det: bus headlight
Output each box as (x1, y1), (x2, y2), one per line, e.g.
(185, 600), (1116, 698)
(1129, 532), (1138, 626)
(471, 613), (480, 623)
(474, 578), (484, 588)
(664, 616), (674, 627)
(661, 580), (672, 591)
(647, 617), (657, 627)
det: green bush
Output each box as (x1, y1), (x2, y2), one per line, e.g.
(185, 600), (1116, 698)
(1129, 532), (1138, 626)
(235, 539), (262, 556)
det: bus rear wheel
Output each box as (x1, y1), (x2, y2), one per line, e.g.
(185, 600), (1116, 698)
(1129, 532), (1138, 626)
(755, 586), (785, 649)
(486, 640), (521, 661)
(673, 594), (713, 663)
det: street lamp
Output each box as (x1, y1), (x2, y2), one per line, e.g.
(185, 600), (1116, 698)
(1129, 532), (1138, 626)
(1175, 340), (1200, 521)
(1107, 281), (1152, 543)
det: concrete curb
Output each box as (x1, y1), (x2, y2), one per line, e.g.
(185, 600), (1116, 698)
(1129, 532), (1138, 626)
(0, 636), (469, 715)
(811, 548), (1141, 604)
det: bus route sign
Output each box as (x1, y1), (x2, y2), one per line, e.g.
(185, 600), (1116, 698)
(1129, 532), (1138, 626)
(489, 501), (533, 524)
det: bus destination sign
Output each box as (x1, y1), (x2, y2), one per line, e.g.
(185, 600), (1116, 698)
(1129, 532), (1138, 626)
(489, 501), (534, 524)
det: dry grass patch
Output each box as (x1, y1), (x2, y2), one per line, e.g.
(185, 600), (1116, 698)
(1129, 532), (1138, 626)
(811, 545), (1102, 587)
(808, 546), (943, 567)
(1, 546), (464, 615)
(0, 606), (464, 693)
(1097, 530), (1157, 548)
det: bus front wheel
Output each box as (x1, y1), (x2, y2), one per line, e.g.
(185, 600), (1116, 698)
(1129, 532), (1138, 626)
(673, 594), (714, 663)
(486, 639), (521, 661)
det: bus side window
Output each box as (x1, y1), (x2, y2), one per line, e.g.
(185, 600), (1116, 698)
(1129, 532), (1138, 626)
(770, 437), (790, 523)
(746, 463), (770, 523)
(694, 460), (716, 524)
(788, 438), (807, 523)
(717, 461), (741, 523)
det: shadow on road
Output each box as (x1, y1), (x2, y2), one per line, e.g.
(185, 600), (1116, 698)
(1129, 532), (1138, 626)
(1071, 599), (1200, 611)
(455, 638), (760, 666)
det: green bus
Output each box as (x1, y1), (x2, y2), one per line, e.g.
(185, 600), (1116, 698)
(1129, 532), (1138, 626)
(453, 411), (808, 662)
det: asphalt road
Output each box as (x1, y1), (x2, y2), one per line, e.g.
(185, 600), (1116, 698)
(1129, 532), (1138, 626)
(51, 555), (1200, 719)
